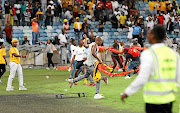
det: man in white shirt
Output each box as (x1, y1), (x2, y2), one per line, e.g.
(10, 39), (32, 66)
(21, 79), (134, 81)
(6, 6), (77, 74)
(121, 25), (180, 113)
(14, 4), (21, 25)
(58, 29), (67, 46)
(69, 39), (95, 86)
(127, 24), (133, 43)
(111, 0), (119, 12)
(163, 11), (170, 26)
(114, 8), (121, 21)
(64, 9), (73, 25)
(122, 3), (128, 16)
(146, 14), (154, 30)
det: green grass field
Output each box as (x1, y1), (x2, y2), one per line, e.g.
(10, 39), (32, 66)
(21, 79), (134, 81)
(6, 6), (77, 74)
(0, 68), (179, 113)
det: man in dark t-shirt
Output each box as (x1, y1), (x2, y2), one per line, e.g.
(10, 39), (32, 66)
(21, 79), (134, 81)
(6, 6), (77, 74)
(111, 39), (125, 73)
(45, 7), (52, 27)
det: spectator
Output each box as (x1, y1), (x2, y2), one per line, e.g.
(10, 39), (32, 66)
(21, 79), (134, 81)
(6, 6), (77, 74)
(110, 14), (118, 29)
(14, 3), (21, 26)
(172, 0), (178, 10)
(173, 17), (180, 37)
(87, 0), (94, 16)
(2, 21), (13, 45)
(122, 3), (128, 16)
(105, 0), (112, 21)
(82, 18), (91, 36)
(4, 1), (10, 25)
(32, 18), (39, 45)
(62, 0), (69, 10)
(146, 14), (154, 30)
(53, 36), (60, 45)
(111, 0), (119, 12)
(53, 4), (60, 24)
(47, 2), (55, 26)
(64, 9), (73, 26)
(85, 11), (93, 24)
(36, 9), (44, 27)
(120, 12), (127, 29)
(73, 1), (79, 18)
(0, 5), (2, 27)
(22, 36), (30, 45)
(114, 8), (121, 21)
(45, 7), (52, 27)
(63, 19), (70, 34)
(21, 1), (26, 25)
(172, 38), (178, 51)
(89, 29), (95, 43)
(160, 0), (166, 13)
(74, 17), (82, 42)
(9, 5), (14, 26)
(58, 29), (68, 46)
(157, 13), (164, 25)
(127, 17), (134, 26)
(130, 38), (141, 48)
(24, 7), (31, 26)
(12, 4), (18, 26)
(96, 20), (104, 32)
(137, 16), (145, 28)
(94, 6), (100, 21)
(166, 17), (173, 34)
(163, 11), (170, 26)
(97, 0), (104, 10)
(125, 24), (133, 43)
(132, 22), (141, 39)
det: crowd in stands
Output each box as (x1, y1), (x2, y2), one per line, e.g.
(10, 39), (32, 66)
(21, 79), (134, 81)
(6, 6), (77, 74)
(0, 0), (179, 53)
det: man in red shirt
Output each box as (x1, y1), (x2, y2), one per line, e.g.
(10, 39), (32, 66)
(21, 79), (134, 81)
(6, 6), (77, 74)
(158, 13), (164, 25)
(105, 0), (112, 10)
(97, 0), (104, 10)
(2, 21), (13, 44)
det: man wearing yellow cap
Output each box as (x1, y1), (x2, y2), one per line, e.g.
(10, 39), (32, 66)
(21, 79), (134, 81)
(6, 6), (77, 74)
(22, 36), (30, 45)
(6, 39), (27, 91)
(74, 17), (82, 45)
(63, 19), (70, 33)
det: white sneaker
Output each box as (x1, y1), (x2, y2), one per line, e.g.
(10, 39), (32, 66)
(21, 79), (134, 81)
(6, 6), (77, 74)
(19, 86), (27, 91)
(53, 67), (57, 70)
(68, 79), (73, 88)
(46, 67), (50, 70)
(125, 76), (131, 79)
(6, 87), (14, 91)
(118, 69), (123, 72)
(0, 79), (2, 83)
(94, 94), (104, 99)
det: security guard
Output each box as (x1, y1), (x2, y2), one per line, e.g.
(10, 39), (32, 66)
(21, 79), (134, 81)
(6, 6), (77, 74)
(121, 25), (180, 113)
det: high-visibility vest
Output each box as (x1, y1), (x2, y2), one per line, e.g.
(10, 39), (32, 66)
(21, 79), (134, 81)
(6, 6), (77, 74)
(143, 46), (179, 104)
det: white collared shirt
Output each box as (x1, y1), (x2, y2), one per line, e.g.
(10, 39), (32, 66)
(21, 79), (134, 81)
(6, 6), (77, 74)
(124, 43), (180, 96)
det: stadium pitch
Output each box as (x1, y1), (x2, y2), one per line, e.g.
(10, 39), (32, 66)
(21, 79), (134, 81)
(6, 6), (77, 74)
(0, 69), (179, 113)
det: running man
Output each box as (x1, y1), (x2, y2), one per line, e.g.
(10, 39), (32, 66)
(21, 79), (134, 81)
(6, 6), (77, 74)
(0, 42), (7, 83)
(68, 36), (108, 99)
(6, 39), (27, 91)
(70, 39), (95, 86)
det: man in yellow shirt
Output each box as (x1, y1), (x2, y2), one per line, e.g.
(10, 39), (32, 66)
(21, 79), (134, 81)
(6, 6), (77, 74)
(0, 42), (7, 83)
(6, 39), (27, 91)
(87, 0), (94, 15)
(160, 0), (166, 13)
(120, 12), (127, 29)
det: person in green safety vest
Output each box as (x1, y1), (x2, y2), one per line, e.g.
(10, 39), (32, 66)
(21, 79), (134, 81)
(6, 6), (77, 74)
(121, 25), (180, 113)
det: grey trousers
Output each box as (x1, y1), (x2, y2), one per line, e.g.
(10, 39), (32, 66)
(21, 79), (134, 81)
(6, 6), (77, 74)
(73, 65), (105, 94)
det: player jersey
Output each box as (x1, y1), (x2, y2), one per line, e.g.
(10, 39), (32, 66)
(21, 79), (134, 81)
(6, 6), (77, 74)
(85, 42), (99, 66)
(9, 47), (20, 64)
(70, 45), (76, 61)
(74, 46), (86, 61)
(0, 48), (6, 64)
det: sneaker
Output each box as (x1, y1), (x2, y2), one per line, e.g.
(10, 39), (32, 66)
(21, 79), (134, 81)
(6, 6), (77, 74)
(68, 79), (73, 88)
(46, 67), (50, 70)
(19, 86), (27, 91)
(53, 67), (57, 70)
(94, 94), (104, 99)
(83, 83), (87, 86)
(104, 77), (108, 85)
(125, 76), (131, 79)
(89, 83), (96, 86)
(118, 69), (123, 72)
(0, 79), (2, 83)
(6, 87), (14, 91)
(74, 83), (78, 85)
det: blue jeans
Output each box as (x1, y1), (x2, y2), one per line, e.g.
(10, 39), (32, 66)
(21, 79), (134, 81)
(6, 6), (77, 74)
(128, 61), (140, 76)
(75, 32), (81, 45)
(32, 32), (39, 45)
(38, 21), (43, 27)
(70, 60), (82, 78)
